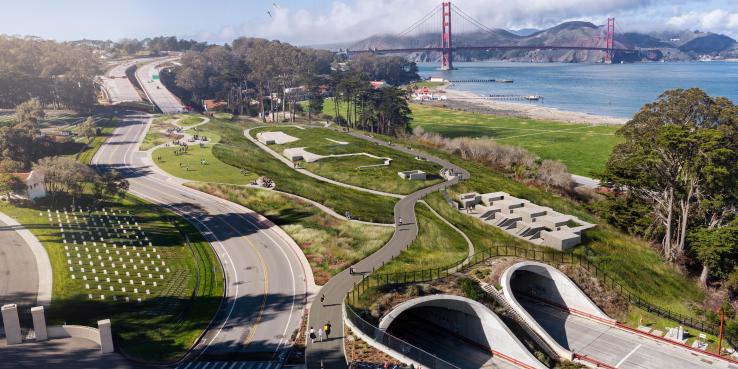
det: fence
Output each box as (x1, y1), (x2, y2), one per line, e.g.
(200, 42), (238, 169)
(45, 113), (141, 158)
(345, 303), (459, 369)
(347, 244), (733, 349)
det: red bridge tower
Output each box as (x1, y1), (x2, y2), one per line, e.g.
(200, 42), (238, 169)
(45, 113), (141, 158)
(441, 1), (453, 70)
(605, 17), (615, 63)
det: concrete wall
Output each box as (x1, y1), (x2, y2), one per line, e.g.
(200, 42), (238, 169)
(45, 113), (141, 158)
(47, 325), (102, 345)
(378, 295), (548, 369)
(500, 261), (616, 360)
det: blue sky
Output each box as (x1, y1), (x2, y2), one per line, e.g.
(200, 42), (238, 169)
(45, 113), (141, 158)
(1, 0), (736, 44)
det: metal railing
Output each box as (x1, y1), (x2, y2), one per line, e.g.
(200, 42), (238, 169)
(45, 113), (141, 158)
(345, 303), (459, 369)
(347, 244), (733, 349)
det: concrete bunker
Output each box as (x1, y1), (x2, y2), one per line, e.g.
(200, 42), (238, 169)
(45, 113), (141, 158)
(378, 294), (547, 369)
(500, 261), (615, 359)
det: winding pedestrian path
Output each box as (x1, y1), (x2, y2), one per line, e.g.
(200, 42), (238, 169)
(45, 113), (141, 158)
(246, 128), (471, 369)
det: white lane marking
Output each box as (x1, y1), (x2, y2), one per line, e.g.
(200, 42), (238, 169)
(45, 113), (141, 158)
(227, 362), (238, 369)
(181, 362), (193, 369)
(615, 344), (642, 368)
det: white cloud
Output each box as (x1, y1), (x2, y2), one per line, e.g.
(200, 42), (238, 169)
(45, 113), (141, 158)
(199, 0), (733, 45)
(666, 9), (738, 37)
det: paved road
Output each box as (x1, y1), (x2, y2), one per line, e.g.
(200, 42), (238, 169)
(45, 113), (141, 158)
(0, 217), (39, 323)
(0, 336), (137, 369)
(100, 60), (144, 105)
(522, 298), (732, 369)
(93, 111), (312, 360)
(135, 58), (185, 114)
(304, 133), (470, 369)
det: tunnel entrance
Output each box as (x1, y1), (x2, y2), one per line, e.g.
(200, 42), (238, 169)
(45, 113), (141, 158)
(509, 269), (573, 350)
(385, 306), (500, 369)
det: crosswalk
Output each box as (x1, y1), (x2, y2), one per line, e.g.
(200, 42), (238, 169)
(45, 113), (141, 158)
(178, 361), (281, 369)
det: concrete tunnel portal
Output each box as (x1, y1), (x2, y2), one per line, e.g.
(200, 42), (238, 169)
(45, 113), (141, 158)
(500, 261), (616, 359)
(378, 295), (548, 369)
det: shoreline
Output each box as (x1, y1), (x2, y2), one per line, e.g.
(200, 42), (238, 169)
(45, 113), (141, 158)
(431, 87), (628, 125)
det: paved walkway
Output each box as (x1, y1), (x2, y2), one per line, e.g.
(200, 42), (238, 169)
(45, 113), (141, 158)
(0, 211), (52, 311)
(301, 131), (470, 369)
(243, 128), (405, 199)
(0, 336), (137, 369)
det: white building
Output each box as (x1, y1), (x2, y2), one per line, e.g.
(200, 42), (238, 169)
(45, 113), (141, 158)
(13, 171), (47, 201)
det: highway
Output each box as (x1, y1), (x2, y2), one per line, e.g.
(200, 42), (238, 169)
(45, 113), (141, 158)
(135, 58), (185, 114)
(92, 111), (312, 361)
(521, 298), (734, 369)
(100, 59), (144, 105)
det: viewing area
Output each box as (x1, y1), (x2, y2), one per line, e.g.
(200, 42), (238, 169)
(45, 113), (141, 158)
(455, 192), (595, 250)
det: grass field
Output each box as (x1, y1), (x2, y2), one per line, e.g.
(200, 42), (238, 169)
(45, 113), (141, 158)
(378, 203), (468, 275)
(251, 126), (443, 194)
(154, 143), (257, 185)
(178, 115), (206, 127)
(191, 183), (394, 285)
(203, 120), (397, 223)
(410, 104), (622, 176)
(350, 129), (705, 317)
(141, 115), (179, 151)
(0, 195), (223, 361)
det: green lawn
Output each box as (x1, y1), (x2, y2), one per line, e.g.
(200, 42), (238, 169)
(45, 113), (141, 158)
(250, 126), (443, 194)
(141, 115), (179, 151)
(178, 115), (206, 127)
(0, 195), (223, 361)
(154, 143), (257, 185)
(190, 183), (394, 285)
(205, 120), (397, 223)
(409, 104), (622, 176)
(377, 203), (468, 275)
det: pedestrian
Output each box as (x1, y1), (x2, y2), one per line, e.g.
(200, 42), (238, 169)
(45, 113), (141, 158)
(398, 217), (403, 226)
(324, 322), (332, 339)
(309, 326), (316, 344)
(318, 327), (323, 342)
(349, 265), (354, 275)
(320, 294), (325, 306)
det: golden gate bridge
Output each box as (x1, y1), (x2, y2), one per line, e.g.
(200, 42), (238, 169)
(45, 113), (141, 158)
(346, 1), (654, 70)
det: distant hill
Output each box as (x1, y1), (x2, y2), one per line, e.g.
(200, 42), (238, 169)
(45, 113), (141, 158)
(347, 21), (738, 63)
(508, 28), (540, 37)
(679, 33), (737, 54)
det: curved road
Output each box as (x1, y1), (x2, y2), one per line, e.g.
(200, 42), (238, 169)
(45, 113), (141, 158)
(304, 133), (470, 369)
(93, 111), (312, 361)
(100, 59), (145, 105)
(135, 58), (185, 114)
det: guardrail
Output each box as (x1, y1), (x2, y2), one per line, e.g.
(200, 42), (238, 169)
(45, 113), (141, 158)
(347, 244), (734, 351)
(345, 303), (459, 369)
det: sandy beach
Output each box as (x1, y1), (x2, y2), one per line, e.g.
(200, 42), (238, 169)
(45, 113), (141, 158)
(433, 88), (628, 125)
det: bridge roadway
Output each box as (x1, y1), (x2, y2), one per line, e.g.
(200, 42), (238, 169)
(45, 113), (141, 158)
(92, 111), (311, 360)
(100, 59), (145, 105)
(135, 58), (185, 114)
(521, 297), (733, 369)
(304, 134), (470, 369)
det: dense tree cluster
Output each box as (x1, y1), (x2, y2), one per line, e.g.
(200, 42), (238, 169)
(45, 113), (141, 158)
(168, 38), (417, 135)
(0, 36), (101, 110)
(347, 54), (419, 86)
(599, 88), (738, 287)
(0, 99), (82, 171)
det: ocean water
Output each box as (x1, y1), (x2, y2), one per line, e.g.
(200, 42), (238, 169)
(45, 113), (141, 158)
(418, 62), (738, 118)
